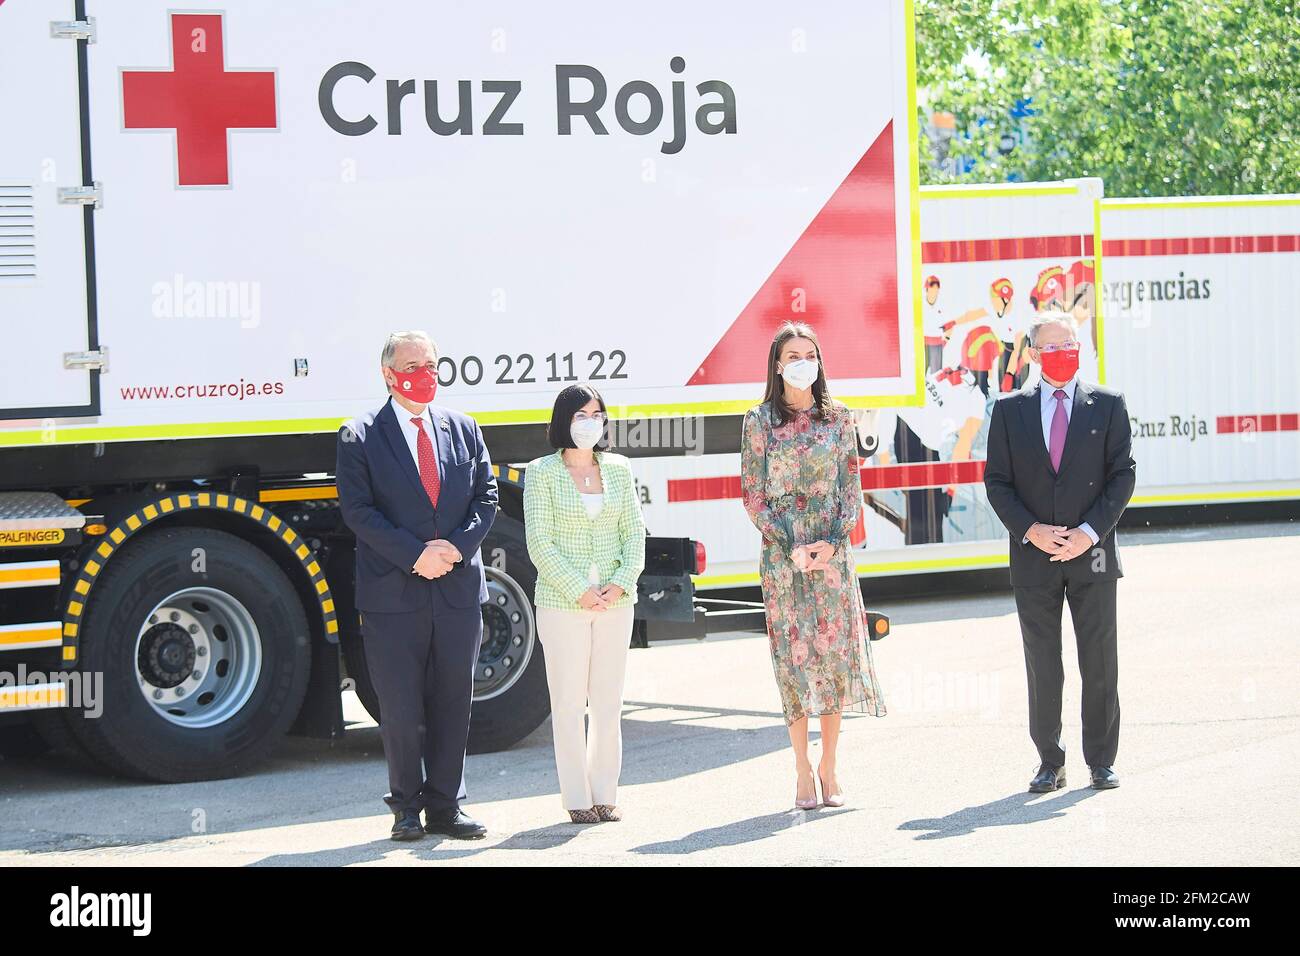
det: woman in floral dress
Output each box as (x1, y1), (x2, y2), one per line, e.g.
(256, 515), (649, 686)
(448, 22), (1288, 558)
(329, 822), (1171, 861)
(740, 321), (886, 809)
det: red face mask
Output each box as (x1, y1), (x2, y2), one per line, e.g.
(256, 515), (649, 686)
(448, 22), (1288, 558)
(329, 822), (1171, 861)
(1038, 346), (1080, 383)
(390, 365), (438, 404)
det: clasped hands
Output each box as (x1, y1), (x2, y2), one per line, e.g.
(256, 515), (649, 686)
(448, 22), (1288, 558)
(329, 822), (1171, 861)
(578, 583), (625, 611)
(1026, 523), (1093, 562)
(412, 539), (462, 579)
(790, 540), (835, 573)
(416, 543), (627, 607)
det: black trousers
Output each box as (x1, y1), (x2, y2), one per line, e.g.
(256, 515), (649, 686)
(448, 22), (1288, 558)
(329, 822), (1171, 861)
(361, 602), (482, 814)
(1013, 567), (1120, 769)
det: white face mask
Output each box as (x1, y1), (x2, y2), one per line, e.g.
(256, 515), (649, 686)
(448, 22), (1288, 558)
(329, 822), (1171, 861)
(570, 418), (605, 449)
(779, 358), (819, 390)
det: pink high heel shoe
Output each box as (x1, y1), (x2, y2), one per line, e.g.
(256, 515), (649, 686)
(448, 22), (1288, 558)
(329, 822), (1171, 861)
(819, 771), (845, 808)
(794, 769), (819, 810)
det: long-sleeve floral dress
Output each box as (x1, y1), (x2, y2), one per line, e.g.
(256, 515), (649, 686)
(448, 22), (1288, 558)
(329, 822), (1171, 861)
(741, 398), (886, 724)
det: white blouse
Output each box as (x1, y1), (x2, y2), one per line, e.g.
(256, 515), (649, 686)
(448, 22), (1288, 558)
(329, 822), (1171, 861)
(579, 492), (604, 584)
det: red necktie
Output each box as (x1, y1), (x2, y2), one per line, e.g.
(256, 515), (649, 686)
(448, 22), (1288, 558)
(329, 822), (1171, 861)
(411, 416), (441, 508)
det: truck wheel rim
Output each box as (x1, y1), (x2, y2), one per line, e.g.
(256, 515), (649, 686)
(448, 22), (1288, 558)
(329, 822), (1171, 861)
(475, 567), (536, 702)
(134, 587), (263, 729)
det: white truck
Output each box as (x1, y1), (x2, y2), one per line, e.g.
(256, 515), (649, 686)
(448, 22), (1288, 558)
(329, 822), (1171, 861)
(0, 1), (915, 779)
(632, 184), (1299, 587)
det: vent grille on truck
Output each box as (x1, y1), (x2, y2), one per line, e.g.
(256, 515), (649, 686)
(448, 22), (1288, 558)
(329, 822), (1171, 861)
(0, 181), (36, 283)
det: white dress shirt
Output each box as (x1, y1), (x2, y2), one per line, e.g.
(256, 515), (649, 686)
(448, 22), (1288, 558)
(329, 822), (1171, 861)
(1023, 375), (1099, 546)
(391, 397), (452, 572)
(391, 397), (442, 485)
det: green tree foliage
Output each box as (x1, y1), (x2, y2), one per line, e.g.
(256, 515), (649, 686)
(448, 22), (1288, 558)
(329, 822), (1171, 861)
(915, 0), (1300, 196)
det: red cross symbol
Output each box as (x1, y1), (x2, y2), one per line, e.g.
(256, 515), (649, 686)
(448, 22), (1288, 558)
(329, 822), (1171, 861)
(122, 13), (276, 187)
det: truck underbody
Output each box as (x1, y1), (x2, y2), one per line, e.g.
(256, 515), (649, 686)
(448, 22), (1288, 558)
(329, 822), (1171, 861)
(0, 427), (714, 781)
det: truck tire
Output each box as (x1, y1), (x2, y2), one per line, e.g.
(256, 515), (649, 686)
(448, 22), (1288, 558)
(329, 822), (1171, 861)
(0, 717), (52, 759)
(336, 515), (551, 753)
(468, 515), (550, 753)
(29, 707), (116, 773)
(63, 526), (312, 782)
(340, 624), (381, 724)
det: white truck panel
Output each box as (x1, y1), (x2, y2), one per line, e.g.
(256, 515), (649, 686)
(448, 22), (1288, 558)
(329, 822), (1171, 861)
(1100, 196), (1300, 503)
(0, 0), (93, 415)
(2, 0), (919, 444)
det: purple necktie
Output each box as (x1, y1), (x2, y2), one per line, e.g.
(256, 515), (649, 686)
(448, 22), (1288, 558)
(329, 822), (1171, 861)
(1049, 388), (1068, 471)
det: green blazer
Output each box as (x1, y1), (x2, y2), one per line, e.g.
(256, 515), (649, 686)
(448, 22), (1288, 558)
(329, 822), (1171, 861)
(522, 448), (646, 610)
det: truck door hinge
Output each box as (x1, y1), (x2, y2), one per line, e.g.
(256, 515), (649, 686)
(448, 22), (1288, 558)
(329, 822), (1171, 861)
(64, 348), (109, 373)
(50, 18), (97, 43)
(58, 182), (103, 209)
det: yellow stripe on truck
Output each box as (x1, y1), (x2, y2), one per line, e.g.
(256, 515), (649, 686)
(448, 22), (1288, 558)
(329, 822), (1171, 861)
(0, 561), (60, 589)
(0, 622), (63, 649)
(694, 552), (1011, 587)
(259, 486), (338, 503)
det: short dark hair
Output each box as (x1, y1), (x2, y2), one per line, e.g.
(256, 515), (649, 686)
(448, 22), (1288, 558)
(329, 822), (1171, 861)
(546, 383), (611, 451)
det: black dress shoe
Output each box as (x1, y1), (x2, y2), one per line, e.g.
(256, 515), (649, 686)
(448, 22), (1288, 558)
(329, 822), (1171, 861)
(390, 808), (425, 841)
(423, 807), (487, 839)
(1089, 766), (1120, 790)
(1028, 763), (1066, 793)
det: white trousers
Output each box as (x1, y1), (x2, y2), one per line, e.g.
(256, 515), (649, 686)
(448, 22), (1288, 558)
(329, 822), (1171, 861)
(535, 604), (635, 810)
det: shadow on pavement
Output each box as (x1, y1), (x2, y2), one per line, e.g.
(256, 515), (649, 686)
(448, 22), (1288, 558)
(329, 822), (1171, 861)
(899, 786), (1099, 840)
(250, 821), (590, 866)
(1, 698), (802, 858)
(631, 806), (856, 856)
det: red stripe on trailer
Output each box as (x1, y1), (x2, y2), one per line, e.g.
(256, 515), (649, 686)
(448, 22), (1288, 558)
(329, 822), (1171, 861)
(1103, 234), (1300, 257)
(918, 232), (1300, 264)
(1217, 414), (1300, 434)
(921, 235), (1086, 264)
(666, 460), (987, 502)
(858, 460), (986, 490)
(668, 475), (742, 502)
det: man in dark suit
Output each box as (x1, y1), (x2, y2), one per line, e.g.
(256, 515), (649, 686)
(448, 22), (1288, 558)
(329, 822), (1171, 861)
(336, 331), (498, 840)
(984, 310), (1136, 793)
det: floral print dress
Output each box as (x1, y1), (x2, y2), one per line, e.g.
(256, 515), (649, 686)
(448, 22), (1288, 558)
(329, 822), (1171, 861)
(741, 399), (887, 724)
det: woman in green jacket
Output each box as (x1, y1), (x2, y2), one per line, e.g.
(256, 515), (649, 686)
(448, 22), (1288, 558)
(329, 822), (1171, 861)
(523, 383), (646, 824)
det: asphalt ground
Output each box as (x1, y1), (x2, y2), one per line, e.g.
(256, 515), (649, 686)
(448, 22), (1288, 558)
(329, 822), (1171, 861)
(1, 521), (1295, 866)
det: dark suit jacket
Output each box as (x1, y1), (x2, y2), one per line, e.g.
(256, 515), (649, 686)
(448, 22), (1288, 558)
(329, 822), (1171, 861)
(336, 397), (498, 612)
(984, 379), (1136, 587)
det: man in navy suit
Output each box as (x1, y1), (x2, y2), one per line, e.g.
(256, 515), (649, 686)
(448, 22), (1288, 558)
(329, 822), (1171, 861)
(336, 330), (498, 840)
(984, 311), (1136, 795)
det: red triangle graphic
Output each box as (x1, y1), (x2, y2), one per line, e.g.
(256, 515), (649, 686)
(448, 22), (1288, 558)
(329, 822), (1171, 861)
(688, 121), (900, 386)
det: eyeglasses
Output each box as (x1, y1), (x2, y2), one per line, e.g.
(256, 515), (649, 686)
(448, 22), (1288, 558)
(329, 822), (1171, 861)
(572, 411), (607, 423)
(1035, 341), (1080, 353)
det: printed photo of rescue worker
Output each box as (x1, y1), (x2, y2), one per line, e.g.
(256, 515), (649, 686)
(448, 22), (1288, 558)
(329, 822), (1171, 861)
(866, 257), (1097, 550)
(923, 274), (947, 373)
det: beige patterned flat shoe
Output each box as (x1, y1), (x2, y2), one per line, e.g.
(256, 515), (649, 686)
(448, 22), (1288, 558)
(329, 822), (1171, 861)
(568, 807), (600, 824)
(594, 804), (622, 822)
